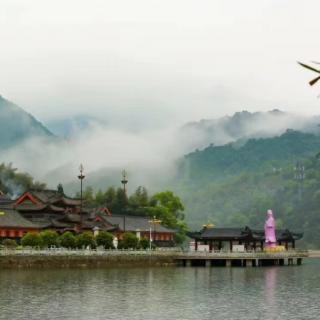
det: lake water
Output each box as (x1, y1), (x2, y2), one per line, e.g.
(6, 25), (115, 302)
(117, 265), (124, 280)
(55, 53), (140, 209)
(0, 259), (319, 320)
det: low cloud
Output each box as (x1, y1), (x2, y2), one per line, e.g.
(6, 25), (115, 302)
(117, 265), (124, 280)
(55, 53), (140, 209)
(1, 110), (319, 196)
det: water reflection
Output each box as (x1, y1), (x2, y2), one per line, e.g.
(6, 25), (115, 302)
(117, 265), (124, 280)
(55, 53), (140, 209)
(0, 261), (319, 320)
(264, 267), (278, 318)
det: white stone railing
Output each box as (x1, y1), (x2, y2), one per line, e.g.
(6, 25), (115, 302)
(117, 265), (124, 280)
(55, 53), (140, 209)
(0, 248), (182, 256)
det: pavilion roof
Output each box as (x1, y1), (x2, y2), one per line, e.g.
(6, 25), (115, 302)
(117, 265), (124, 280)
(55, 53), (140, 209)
(189, 226), (303, 241)
(192, 227), (248, 240)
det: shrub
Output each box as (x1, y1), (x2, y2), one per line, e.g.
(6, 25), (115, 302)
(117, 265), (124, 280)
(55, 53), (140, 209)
(76, 231), (96, 249)
(59, 232), (76, 249)
(95, 231), (114, 249)
(40, 230), (59, 248)
(139, 237), (150, 249)
(121, 232), (139, 249)
(21, 232), (42, 248)
(3, 239), (17, 248)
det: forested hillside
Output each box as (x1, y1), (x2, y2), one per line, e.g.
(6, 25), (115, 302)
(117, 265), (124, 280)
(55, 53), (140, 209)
(179, 130), (320, 184)
(0, 95), (54, 149)
(175, 130), (320, 247)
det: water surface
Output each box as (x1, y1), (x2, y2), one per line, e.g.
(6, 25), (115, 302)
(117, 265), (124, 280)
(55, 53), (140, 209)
(0, 259), (319, 320)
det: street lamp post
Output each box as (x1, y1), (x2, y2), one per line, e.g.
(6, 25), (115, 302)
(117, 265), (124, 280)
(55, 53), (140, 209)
(148, 216), (162, 249)
(121, 170), (128, 194)
(149, 226), (152, 250)
(78, 164), (85, 230)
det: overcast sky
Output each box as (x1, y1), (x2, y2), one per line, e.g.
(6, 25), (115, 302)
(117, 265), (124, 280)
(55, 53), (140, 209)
(1, 0), (320, 129)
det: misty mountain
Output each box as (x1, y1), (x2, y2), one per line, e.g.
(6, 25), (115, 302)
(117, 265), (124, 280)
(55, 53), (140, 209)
(173, 130), (320, 246)
(179, 110), (320, 152)
(46, 115), (106, 137)
(0, 95), (54, 149)
(179, 130), (320, 184)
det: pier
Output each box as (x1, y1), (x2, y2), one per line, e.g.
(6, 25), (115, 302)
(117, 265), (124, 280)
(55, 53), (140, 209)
(176, 250), (309, 267)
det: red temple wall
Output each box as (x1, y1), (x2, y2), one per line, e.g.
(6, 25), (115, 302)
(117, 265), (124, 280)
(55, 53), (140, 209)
(0, 228), (38, 238)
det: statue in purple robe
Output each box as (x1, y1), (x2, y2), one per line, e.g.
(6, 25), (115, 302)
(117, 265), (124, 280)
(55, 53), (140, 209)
(264, 209), (277, 248)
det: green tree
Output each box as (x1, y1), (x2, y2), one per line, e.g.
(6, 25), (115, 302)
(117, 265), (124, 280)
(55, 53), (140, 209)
(114, 188), (128, 214)
(76, 186), (95, 207)
(95, 189), (106, 206)
(76, 232), (96, 249)
(120, 232), (139, 249)
(150, 191), (185, 225)
(21, 232), (42, 247)
(129, 186), (149, 207)
(104, 187), (116, 210)
(128, 186), (149, 215)
(40, 230), (59, 248)
(2, 239), (17, 248)
(148, 191), (187, 245)
(95, 231), (114, 249)
(59, 232), (76, 248)
(139, 237), (150, 249)
(57, 183), (64, 194)
(147, 191), (185, 230)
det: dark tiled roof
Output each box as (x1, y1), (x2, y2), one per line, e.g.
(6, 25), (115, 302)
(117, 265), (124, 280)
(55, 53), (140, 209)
(15, 203), (66, 212)
(0, 194), (13, 206)
(200, 227), (248, 240)
(15, 203), (47, 211)
(85, 220), (116, 231)
(28, 189), (81, 206)
(190, 226), (303, 241)
(63, 213), (81, 223)
(26, 216), (75, 229)
(101, 215), (175, 233)
(276, 229), (303, 241)
(60, 197), (82, 206)
(23, 216), (53, 228)
(30, 189), (61, 203)
(0, 209), (39, 228)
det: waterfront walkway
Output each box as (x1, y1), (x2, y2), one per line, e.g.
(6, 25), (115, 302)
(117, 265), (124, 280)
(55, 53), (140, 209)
(0, 248), (311, 268)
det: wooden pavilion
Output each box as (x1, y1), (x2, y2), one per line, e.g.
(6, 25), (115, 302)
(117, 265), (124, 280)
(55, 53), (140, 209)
(188, 226), (303, 252)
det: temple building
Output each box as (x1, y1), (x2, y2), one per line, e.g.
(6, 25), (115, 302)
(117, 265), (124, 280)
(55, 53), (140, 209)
(188, 226), (303, 252)
(94, 210), (175, 247)
(10, 189), (84, 232)
(0, 209), (40, 239)
(0, 189), (92, 235)
(0, 191), (13, 206)
(0, 190), (177, 247)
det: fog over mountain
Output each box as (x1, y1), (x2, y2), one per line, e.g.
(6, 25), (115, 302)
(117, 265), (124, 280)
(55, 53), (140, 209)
(1, 95), (320, 194)
(0, 95), (54, 149)
(180, 110), (320, 151)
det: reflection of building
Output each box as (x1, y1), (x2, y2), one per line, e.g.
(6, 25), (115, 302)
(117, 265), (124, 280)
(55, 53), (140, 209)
(188, 226), (303, 252)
